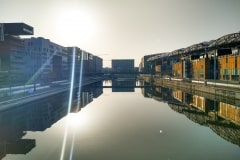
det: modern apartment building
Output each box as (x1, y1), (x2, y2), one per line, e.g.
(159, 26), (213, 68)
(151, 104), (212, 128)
(0, 23), (34, 87)
(0, 36), (26, 86)
(24, 37), (69, 83)
(67, 47), (103, 83)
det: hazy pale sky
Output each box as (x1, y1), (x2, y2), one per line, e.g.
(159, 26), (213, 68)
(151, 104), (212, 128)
(1, 0), (240, 66)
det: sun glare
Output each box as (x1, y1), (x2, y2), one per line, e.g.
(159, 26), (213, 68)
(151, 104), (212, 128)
(67, 112), (89, 128)
(56, 9), (95, 45)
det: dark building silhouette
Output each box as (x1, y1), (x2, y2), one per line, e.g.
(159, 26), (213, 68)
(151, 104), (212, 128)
(1, 23), (103, 92)
(67, 47), (103, 82)
(0, 23), (33, 87)
(0, 82), (103, 158)
(2, 23), (33, 36)
(112, 79), (135, 92)
(112, 59), (134, 73)
(24, 37), (69, 83)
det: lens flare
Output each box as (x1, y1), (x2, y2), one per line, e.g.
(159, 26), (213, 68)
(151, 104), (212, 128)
(76, 50), (84, 110)
(60, 47), (76, 160)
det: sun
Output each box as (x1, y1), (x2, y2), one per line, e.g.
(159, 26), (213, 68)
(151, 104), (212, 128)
(55, 9), (95, 45)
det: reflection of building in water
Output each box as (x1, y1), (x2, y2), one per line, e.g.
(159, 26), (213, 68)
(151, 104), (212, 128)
(0, 139), (35, 159)
(192, 95), (206, 111)
(0, 92), (69, 131)
(218, 102), (240, 125)
(172, 90), (216, 114)
(168, 102), (240, 146)
(172, 90), (240, 124)
(191, 95), (216, 114)
(169, 89), (240, 147)
(168, 103), (208, 126)
(172, 90), (183, 102)
(82, 91), (93, 107)
(112, 79), (135, 92)
(140, 81), (240, 146)
(208, 122), (240, 147)
(71, 82), (103, 112)
(0, 83), (102, 158)
(0, 92), (69, 159)
(140, 81), (152, 98)
(153, 87), (173, 102)
(150, 87), (240, 127)
(140, 83), (173, 102)
(92, 82), (103, 98)
(24, 93), (69, 131)
(172, 90), (192, 105)
(0, 109), (33, 158)
(0, 123), (35, 159)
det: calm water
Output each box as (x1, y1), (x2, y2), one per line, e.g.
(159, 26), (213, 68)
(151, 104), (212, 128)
(1, 80), (240, 160)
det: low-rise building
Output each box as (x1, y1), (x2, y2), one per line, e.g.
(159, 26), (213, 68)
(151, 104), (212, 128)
(143, 32), (240, 82)
(112, 59), (134, 73)
(191, 58), (211, 80)
(218, 54), (240, 81)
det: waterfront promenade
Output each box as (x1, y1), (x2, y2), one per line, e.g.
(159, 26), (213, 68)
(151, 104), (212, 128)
(0, 76), (104, 111)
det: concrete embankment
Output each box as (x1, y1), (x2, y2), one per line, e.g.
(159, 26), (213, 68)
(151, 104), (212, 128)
(0, 77), (103, 111)
(141, 75), (240, 105)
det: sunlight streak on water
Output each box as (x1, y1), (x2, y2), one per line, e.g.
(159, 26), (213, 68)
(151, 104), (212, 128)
(69, 50), (84, 159)
(77, 50), (84, 110)
(69, 131), (76, 160)
(60, 47), (76, 160)
(67, 47), (76, 114)
(60, 121), (70, 160)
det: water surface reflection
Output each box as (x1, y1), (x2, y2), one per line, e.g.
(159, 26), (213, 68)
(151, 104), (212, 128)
(1, 82), (102, 159)
(142, 82), (240, 147)
(1, 80), (240, 160)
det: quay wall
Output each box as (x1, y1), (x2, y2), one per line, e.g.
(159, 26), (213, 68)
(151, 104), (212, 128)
(0, 77), (103, 111)
(141, 75), (240, 105)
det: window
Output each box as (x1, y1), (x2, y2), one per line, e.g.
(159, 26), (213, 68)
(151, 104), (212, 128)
(28, 42), (32, 46)
(224, 69), (228, 75)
